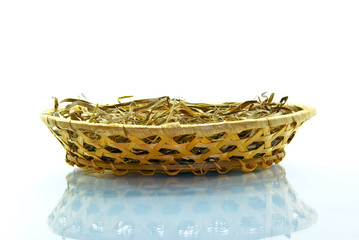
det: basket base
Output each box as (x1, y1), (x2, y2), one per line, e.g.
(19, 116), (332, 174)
(65, 151), (286, 176)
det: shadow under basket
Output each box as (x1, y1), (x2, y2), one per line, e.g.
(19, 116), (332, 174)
(40, 104), (316, 176)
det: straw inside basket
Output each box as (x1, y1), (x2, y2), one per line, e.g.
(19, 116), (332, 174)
(41, 95), (316, 176)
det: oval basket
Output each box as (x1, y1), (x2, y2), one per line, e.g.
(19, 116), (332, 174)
(40, 104), (315, 176)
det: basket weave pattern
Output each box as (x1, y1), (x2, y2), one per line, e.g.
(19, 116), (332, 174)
(43, 123), (307, 175)
(41, 104), (315, 176)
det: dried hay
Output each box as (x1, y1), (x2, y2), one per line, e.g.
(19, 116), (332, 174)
(51, 93), (302, 126)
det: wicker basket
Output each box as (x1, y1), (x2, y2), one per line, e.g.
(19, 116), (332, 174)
(48, 165), (317, 240)
(40, 104), (315, 176)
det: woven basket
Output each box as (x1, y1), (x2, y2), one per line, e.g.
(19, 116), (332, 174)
(48, 165), (317, 240)
(40, 104), (315, 176)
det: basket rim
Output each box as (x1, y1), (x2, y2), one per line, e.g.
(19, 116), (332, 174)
(40, 104), (316, 137)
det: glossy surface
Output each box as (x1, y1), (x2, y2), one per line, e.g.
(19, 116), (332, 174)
(47, 166), (317, 240)
(7, 149), (359, 240)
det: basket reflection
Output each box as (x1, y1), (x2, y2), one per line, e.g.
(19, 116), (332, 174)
(48, 165), (317, 240)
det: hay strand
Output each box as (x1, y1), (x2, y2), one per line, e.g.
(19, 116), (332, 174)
(50, 93), (302, 126)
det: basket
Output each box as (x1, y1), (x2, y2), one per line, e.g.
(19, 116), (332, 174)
(40, 103), (315, 176)
(48, 165), (317, 239)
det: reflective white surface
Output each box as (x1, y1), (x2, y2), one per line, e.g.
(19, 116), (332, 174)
(47, 166), (317, 240)
(7, 149), (359, 240)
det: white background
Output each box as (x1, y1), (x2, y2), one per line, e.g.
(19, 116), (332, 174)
(1, 0), (358, 239)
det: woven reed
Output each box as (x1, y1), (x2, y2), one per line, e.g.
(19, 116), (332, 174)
(40, 104), (315, 176)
